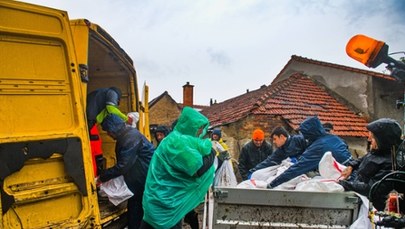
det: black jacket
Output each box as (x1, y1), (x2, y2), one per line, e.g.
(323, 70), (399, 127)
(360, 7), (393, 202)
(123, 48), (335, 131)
(238, 140), (273, 180)
(339, 118), (402, 211)
(339, 151), (392, 210)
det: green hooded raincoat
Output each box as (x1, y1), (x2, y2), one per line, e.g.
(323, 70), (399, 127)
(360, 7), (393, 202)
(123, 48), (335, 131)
(142, 107), (214, 228)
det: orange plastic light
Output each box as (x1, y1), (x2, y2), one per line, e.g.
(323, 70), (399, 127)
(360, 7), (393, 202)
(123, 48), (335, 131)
(346, 34), (386, 67)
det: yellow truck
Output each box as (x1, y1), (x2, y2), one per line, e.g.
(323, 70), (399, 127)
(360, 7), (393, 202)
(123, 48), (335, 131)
(0, 1), (149, 228)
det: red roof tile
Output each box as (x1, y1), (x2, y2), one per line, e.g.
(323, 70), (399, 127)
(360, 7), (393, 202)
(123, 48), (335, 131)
(202, 73), (369, 138)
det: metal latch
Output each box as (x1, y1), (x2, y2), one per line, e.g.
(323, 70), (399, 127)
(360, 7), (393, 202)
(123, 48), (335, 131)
(79, 64), (89, 82)
(214, 189), (228, 199)
(345, 196), (359, 204)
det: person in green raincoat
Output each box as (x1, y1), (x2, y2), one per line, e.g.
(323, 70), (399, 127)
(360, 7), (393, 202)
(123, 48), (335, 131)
(140, 107), (216, 229)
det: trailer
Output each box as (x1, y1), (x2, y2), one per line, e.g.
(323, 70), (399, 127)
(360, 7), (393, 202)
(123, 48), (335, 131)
(211, 187), (360, 228)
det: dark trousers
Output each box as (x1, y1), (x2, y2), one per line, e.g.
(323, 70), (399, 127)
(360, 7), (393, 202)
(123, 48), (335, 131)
(139, 220), (182, 229)
(127, 192), (143, 229)
(184, 209), (199, 229)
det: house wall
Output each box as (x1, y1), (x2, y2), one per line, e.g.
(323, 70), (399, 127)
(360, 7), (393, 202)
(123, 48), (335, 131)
(275, 60), (404, 125)
(344, 136), (368, 159)
(149, 95), (181, 127)
(371, 78), (404, 124)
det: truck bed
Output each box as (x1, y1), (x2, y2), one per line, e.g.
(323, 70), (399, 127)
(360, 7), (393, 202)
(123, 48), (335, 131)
(212, 187), (360, 228)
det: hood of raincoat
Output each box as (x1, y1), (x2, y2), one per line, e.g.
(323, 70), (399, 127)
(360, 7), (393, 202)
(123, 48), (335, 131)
(174, 106), (210, 138)
(101, 113), (126, 136)
(299, 116), (326, 144)
(367, 118), (402, 154)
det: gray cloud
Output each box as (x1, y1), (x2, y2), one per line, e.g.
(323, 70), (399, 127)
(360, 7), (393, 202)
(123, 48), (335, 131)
(22, 0), (405, 105)
(206, 48), (231, 67)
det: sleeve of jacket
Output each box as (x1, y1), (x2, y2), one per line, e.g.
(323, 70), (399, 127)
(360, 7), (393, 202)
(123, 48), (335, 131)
(238, 145), (249, 180)
(105, 104), (128, 122)
(99, 139), (142, 182)
(340, 157), (390, 196)
(196, 148), (216, 177)
(347, 157), (364, 170)
(251, 149), (284, 172)
(269, 143), (322, 188)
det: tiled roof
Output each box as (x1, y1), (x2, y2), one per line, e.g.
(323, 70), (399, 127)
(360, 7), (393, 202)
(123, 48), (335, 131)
(273, 55), (395, 83)
(202, 73), (369, 138)
(201, 85), (269, 127)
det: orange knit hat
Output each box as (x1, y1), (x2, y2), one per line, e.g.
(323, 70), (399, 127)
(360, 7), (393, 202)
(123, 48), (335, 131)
(252, 129), (264, 140)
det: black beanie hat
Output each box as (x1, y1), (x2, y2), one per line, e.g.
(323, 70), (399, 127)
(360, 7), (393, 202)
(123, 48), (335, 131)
(212, 129), (222, 139)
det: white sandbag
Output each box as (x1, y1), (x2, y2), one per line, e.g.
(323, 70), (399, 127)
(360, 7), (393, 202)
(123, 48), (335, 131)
(214, 159), (237, 187)
(295, 179), (344, 192)
(254, 179), (269, 189)
(236, 179), (257, 189)
(274, 174), (310, 190)
(99, 175), (134, 206)
(251, 165), (279, 182)
(350, 194), (373, 229)
(236, 179), (268, 189)
(319, 151), (346, 180)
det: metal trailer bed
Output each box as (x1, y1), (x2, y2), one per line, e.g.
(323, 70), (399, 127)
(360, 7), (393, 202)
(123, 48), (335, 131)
(212, 187), (360, 228)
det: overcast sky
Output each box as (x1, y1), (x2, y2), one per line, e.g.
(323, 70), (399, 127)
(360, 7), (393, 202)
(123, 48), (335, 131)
(22, 0), (405, 105)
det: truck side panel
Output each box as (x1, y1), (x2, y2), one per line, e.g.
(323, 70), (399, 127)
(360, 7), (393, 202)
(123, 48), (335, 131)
(0, 2), (98, 228)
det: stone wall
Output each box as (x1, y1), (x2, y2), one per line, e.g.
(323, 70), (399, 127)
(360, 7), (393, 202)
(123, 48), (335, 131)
(149, 95), (181, 127)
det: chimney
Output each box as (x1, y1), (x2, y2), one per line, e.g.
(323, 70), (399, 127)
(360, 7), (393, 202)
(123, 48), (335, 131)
(183, 82), (194, 107)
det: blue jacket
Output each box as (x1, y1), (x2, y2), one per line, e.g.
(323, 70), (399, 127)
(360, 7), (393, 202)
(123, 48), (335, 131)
(252, 134), (307, 172)
(269, 116), (351, 188)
